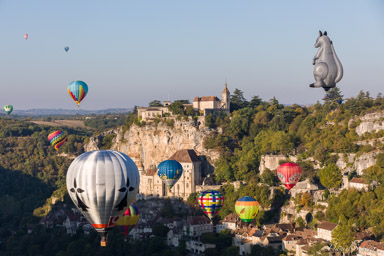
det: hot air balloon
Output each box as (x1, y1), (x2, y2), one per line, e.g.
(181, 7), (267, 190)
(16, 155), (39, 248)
(235, 196), (259, 223)
(48, 130), (66, 151)
(277, 162), (302, 190)
(3, 105), (13, 115)
(157, 160), (183, 190)
(24, 34), (28, 40)
(67, 80), (88, 108)
(310, 31), (343, 92)
(197, 190), (224, 220)
(116, 204), (140, 241)
(64, 46), (69, 52)
(66, 150), (140, 246)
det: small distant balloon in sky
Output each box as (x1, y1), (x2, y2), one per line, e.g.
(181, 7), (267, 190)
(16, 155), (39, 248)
(24, 34), (28, 40)
(64, 46), (69, 52)
(3, 105), (13, 115)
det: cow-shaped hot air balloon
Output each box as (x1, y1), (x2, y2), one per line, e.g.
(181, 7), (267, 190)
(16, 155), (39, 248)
(157, 160), (183, 191)
(277, 162), (302, 190)
(67, 80), (88, 108)
(66, 150), (140, 246)
(116, 204), (140, 241)
(3, 105), (13, 115)
(48, 130), (66, 151)
(235, 196), (259, 223)
(197, 190), (224, 220)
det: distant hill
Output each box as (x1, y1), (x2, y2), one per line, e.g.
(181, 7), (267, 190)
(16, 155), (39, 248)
(8, 108), (133, 116)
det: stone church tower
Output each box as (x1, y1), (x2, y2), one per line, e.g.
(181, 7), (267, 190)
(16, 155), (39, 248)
(221, 81), (230, 113)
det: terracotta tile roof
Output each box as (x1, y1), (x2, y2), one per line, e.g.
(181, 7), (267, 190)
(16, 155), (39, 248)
(318, 222), (337, 231)
(193, 96), (220, 102)
(277, 223), (294, 232)
(283, 235), (298, 241)
(169, 149), (200, 163)
(296, 239), (308, 245)
(350, 177), (367, 184)
(360, 240), (380, 250)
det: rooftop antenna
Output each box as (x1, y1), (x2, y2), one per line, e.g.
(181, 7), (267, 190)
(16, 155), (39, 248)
(168, 94), (170, 102)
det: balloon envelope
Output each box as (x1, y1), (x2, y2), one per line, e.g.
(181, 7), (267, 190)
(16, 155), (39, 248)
(235, 196), (259, 222)
(277, 162), (302, 190)
(197, 190), (224, 220)
(24, 34), (28, 40)
(3, 105), (13, 115)
(66, 150), (140, 246)
(116, 204), (140, 239)
(64, 46), (69, 52)
(48, 130), (66, 151)
(67, 80), (88, 107)
(157, 160), (183, 189)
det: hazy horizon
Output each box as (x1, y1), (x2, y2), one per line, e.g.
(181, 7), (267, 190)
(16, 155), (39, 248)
(1, 0), (383, 110)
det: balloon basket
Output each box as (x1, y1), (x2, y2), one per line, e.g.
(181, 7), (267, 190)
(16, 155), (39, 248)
(100, 233), (108, 247)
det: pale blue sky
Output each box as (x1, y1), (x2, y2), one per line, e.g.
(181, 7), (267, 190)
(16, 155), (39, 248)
(0, 0), (383, 109)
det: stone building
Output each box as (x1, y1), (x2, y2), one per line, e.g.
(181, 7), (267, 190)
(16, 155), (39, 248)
(316, 222), (337, 242)
(193, 82), (230, 115)
(138, 149), (202, 200)
(216, 213), (239, 233)
(168, 149), (202, 200)
(137, 101), (171, 121)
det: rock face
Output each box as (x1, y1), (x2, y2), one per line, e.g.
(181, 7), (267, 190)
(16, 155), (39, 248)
(335, 152), (379, 175)
(259, 155), (287, 174)
(85, 119), (219, 172)
(355, 111), (384, 136)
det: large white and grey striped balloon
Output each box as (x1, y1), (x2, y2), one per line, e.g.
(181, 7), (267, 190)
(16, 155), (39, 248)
(66, 150), (140, 237)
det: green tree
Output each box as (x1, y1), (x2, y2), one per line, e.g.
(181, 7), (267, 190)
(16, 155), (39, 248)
(167, 101), (185, 115)
(261, 169), (279, 186)
(319, 163), (342, 189)
(149, 100), (163, 107)
(230, 88), (248, 111)
(307, 242), (329, 256)
(249, 95), (263, 108)
(331, 216), (355, 255)
(296, 216), (305, 228)
(223, 246), (240, 256)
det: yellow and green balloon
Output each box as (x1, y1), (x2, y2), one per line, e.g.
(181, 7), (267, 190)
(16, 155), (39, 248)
(235, 196), (259, 222)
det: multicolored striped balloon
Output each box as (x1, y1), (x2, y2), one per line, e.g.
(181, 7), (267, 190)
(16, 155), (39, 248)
(116, 204), (140, 240)
(197, 190), (224, 220)
(277, 162), (302, 190)
(157, 160), (183, 190)
(67, 80), (88, 108)
(235, 196), (259, 222)
(48, 130), (66, 151)
(3, 105), (13, 115)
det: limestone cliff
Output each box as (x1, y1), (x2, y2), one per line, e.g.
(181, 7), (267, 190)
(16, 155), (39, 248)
(84, 118), (219, 174)
(354, 111), (384, 136)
